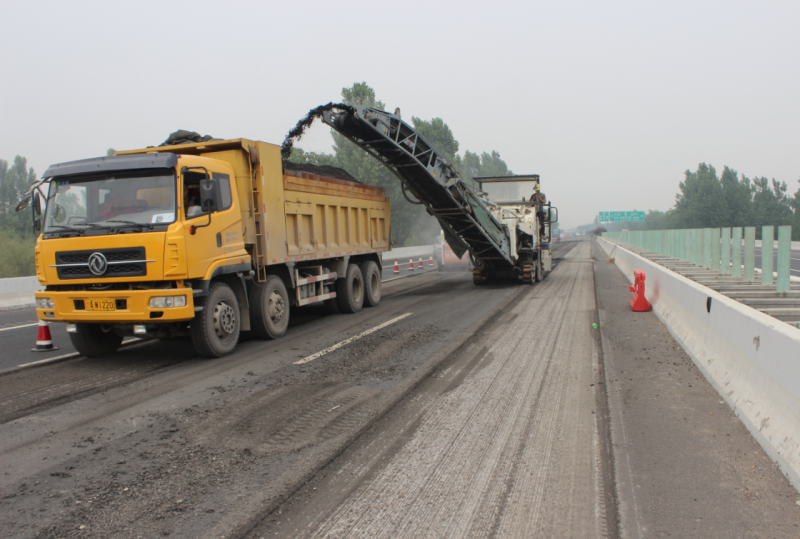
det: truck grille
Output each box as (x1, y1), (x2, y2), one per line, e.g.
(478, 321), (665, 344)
(54, 247), (149, 280)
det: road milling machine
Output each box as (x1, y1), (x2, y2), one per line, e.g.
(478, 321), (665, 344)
(285, 104), (558, 285)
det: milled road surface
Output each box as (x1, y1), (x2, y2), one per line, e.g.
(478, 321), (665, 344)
(3, 238), (798, 538)
(0, 241), (574, 539)
(248, 240), (612, 538)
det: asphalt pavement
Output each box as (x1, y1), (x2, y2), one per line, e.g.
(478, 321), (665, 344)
(2, 239), (798, 538)
(0, 258), (446, 373)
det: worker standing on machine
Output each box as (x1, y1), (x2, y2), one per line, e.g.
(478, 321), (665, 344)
(530, 182), (547, 236)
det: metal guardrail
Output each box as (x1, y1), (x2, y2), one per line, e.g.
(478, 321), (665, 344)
(602, 226), (795, 292)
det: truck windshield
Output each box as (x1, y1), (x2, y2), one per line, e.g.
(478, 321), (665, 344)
(44, 169), (176, 233)
(480, 181), (535, 205)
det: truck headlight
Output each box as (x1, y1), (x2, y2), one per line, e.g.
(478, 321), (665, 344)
(37, 298), (55, 309)
(149, 295), (187, 308)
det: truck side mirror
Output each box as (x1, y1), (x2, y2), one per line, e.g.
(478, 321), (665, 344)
(549, 207), (558, 223)
(199, 178), (219, 213)
(16, 193), (31, 212)
(33, 192), (43, 216)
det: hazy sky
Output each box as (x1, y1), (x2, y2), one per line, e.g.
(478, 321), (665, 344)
(2, 0), (798, 229)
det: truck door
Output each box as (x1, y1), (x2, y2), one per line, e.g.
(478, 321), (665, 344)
(183, 169), (244, 278)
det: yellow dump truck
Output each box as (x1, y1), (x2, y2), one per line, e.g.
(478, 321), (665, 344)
(24, 138), (390, 357)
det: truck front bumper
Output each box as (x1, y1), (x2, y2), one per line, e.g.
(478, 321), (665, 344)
(35, 288), (196, 324)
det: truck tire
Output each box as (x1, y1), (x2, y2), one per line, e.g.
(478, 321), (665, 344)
(360, 260), (381, 307)
(248, 276), (289, 340)
(336, 263), (364, 313)
(69, 324), (123, 357)
(191, 282), (240, 358)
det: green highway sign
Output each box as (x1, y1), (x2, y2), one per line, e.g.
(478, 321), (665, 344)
(599, 211), (645, 222)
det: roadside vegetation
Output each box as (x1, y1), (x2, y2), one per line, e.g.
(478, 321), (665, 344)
(599, 164), (800, 240)
(0, 156), (37, 278)
(288, 82), (514, 247)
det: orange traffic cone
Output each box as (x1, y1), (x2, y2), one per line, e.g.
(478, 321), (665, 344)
(32, 320), (58, 352)
(629, 270), (652, 312)
(418, 256), (424, 268)
(393, 259), (399, 274)
(429, 255), (434, 266)
(409, 257), (415, 271)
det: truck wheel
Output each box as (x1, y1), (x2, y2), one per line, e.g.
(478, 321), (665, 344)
(69, 324), (123, 357)
(360, 260), (381, 307)
(191, 282), (240, 358)
(249, 276), (289, 339)
(336, 263), (364, 313)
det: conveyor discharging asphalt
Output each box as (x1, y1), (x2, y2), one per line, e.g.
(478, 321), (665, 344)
(282, 104), (556, 284)
(282, 104), (511, 264)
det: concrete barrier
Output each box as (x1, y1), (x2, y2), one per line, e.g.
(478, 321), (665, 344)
(381, 244), (434, 262)
(596, 237), (800, 492)
(0, 276), (42, 311)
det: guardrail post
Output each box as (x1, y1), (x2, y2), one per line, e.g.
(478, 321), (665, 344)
(761, 226), (774, 286)
(732, 227), (742, 277)
(703, 228), (712, 268)
(683, 229), (690, 262)
(720, 228), (731, 274)
(710, 228), (721, 271)
(777, 225), (791, 293)
(744, 227), (756, 281)
(668, 230), (675, 258)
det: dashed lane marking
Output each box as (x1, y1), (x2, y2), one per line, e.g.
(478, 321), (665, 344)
(16, 351), (80, 367)
(0, 322), (39, 332)
(9, 338), (142, 371)
(295, 313), (413, 365)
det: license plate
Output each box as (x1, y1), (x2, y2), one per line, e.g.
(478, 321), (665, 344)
(86, 299), (115, 311)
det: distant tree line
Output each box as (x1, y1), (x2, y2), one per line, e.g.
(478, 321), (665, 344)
(600, 163), (800, 240)
(0, 157), (38, 277)
(288, 82), (514, 246)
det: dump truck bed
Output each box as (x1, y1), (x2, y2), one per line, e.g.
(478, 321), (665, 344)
(118, 138), (391, 275)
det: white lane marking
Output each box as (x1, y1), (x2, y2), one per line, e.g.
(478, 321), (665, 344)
(0, 322), (39, 332)
(13, 338), (142, 369)
(17, 352), (80, 368)
(295, 313), (412, 365)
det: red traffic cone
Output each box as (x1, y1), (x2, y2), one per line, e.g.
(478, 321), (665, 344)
(418, 256), (424, 268)
(409, 257), (415, 271)
(629, 270), (652, 312)
(32, 319), (58, 352)
(393, 259), (399, 274)
(429, 255), (434, 266)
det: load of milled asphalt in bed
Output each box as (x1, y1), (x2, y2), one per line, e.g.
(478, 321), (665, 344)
(282, 160), (362, 184)
(154, 119), (363, 184)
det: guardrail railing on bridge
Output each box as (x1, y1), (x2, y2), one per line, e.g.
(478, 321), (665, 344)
(603, 226), (794, 292)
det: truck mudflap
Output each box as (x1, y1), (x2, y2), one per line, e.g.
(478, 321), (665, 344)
(34, 288), (195, 323)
